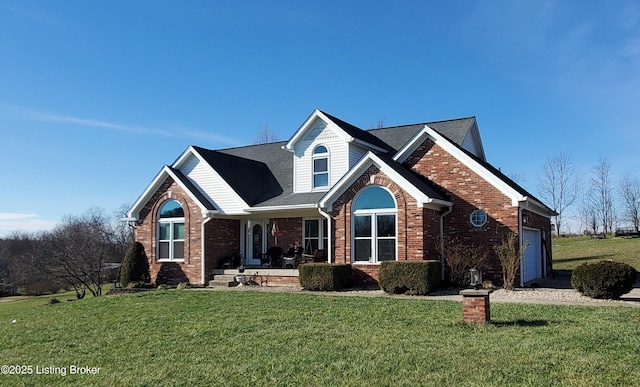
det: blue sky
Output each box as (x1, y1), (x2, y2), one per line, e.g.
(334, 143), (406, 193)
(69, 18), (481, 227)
(1, 0), (639, 236)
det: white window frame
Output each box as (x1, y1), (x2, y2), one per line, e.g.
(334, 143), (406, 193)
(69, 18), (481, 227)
(351, 186), (397, 264)
(312, 145), (329, 190)
(470, 209), (488, 227)
(303, 218), (328, 255)
(157, 201), (185, 262)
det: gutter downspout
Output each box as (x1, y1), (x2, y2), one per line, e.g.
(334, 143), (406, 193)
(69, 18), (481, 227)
(439, 205), (453, 281)
(201, 215), (214, 285)
(518, 200), (529, 287)
(318, 207), (332, 263)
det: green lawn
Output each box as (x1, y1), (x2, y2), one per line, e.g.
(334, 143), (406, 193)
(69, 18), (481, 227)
(1, 289), (639, 386)
(552, 235), (640, 270)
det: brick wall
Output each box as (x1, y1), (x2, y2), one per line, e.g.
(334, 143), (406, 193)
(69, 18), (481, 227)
(328, 165), (443, 285)
(404, 138), (548, 284)
(135, 177), (204, 285)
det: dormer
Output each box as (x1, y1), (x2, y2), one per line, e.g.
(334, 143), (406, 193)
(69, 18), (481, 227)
(284, 110), (391, 194)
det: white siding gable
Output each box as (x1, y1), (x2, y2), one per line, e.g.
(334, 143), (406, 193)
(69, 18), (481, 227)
(293, 118), (350, 193)
(178, 153), (248, 214)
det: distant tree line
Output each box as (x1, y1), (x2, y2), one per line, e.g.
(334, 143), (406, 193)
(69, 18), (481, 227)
(0, 207), (132, 298)
(538, 153), (640, 236)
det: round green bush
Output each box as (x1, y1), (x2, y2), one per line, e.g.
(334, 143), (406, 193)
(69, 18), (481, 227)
(571, 260), (637, 299)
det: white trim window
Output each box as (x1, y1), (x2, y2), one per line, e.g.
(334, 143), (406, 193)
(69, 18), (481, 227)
(303, 218), (328, 255)
(312, 145), (329, 189)
(158, 199), (185, 261)
(352, 186), (397, 263)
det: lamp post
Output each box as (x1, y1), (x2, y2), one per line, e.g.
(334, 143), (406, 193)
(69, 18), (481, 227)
(460, 267), (492, 325)
(469, 267), (482, 289)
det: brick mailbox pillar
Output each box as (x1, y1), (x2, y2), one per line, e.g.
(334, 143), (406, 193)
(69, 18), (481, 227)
(460, 289), (493, 325)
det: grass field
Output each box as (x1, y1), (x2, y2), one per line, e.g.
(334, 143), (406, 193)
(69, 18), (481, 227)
(1, 289), (639, 386)
(552, 235), (640, 270)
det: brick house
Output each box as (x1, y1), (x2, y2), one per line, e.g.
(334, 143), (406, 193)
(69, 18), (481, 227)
(126, 109), (555, 287)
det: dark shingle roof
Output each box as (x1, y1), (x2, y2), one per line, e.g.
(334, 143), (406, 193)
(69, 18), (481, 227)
(321, 110), (395, 153)
(192, 145), (283, 206)
(188, 114), (535, 211)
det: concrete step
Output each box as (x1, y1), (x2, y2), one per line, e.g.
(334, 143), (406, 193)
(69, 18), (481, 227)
(209, 274), (239, 287)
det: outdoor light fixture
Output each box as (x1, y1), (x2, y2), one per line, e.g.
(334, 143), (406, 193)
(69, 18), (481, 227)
(469, 267), (482, 289)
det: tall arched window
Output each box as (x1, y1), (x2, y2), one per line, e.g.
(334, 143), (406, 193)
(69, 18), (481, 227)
(353, 186), (397, 263)
(158, 199), (185, 261)
(312, 145), (329, 189)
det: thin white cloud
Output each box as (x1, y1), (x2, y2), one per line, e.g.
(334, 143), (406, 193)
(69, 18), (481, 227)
(2, 4), (62, 28)
(0, 213), (58, 237)
(0, 103), (239, 146)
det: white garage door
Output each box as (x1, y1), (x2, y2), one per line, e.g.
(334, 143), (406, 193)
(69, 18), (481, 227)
(522, 228), (542, 283)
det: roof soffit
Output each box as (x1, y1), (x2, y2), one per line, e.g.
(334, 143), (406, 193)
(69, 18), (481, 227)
(284, 110), (351, 151)
(399, 125), (529, 207)
(318, 152), (451, 212)
(127, 165), (218, 219)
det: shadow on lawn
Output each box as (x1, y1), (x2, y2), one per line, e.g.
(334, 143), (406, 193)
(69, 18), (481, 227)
(553, 254), (617, 265)
(491, 319), (549, 328)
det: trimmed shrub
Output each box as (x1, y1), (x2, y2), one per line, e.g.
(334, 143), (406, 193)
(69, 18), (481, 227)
(571, 260), (637, 299)
(120, 242), (150, 288)
(298, 263), (352, 291)
(378, 260), (441, 295)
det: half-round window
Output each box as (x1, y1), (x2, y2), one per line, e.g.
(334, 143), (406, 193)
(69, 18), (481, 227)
(159, 200), (184, 218)
(470, 209), (488, 227)
(354, 186), (396, 210)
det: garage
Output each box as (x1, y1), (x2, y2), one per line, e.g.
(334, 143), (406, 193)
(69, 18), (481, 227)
(522, 228), (542, 283)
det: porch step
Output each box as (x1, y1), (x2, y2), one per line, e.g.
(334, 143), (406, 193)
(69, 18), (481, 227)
(209, 274), (239, 287)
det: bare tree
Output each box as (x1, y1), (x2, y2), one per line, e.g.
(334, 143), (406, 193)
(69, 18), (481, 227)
(33, 208), (119, 298)
(579, 185), (599, 235)
(537, 153), (580, 236)
(254, 124), (278, 144)
(591, 157), (616, 235)
(619, 176), (640, 231)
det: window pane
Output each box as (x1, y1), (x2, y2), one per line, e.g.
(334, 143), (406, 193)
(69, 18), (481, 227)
(354, 186), (395, 210)
(304, 239), (319, 255)
(354, 239), (371, 261)
(377, 240), (396, 261)
(314, 158), (328, 172)
(173, 241), (184, 259)
(354, 216), (371, 237)
(313, 173), (328, 187)
(313, 145), (328, 154)
(174, 223), (185, 239)
(305, 219), (319, 237)
(159, 200), (184, 218)
(377, 215), (396, 237)
(159, 242), (170, 259)
(159, 223), (170, 240)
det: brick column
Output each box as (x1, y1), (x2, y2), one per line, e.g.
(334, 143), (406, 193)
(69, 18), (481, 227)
(460, 289), (493, 325)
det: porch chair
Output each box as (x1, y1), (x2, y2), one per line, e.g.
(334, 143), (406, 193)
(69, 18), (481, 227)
(301, 249), (326, 264)
(261, 246), (283, 268)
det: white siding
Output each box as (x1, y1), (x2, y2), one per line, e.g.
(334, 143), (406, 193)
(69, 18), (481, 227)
(179, 154), (248, 214)
(293, 118), (350, 193)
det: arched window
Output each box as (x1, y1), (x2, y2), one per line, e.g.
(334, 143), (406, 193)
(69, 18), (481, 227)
(158, 199), (185, 261)
(312, 145), (329, 189)
(353, 186), (397, 263)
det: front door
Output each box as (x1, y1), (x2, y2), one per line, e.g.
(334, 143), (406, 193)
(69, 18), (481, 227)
(243, 220), (267, 266)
